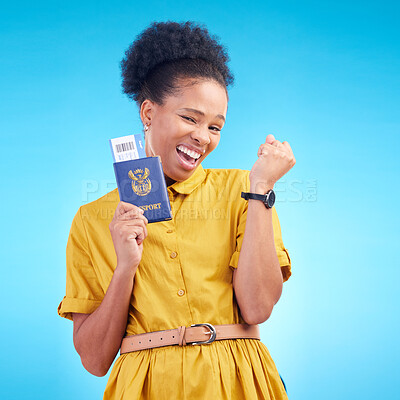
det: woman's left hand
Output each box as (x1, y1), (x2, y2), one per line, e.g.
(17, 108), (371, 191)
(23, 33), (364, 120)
(249, 134), (296, 194)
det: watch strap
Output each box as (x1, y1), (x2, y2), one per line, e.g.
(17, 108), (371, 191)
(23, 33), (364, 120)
(241, 190), (275, 209)
(241, 192), (266, 201)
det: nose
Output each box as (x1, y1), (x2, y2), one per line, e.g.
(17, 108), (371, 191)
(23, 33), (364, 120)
(190, 126), (211, 146)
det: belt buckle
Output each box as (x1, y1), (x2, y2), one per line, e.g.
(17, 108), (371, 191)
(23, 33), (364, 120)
(190, 323), (217, 345)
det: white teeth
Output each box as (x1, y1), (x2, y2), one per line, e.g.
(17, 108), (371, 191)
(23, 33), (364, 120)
(177, 145), (201, 160)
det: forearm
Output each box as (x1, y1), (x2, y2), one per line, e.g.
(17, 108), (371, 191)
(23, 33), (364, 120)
(233, 198), (283, 325)
(74, 267), (135, 376)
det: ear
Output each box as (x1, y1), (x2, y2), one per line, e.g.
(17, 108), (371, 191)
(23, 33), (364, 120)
(140, 99), (155, 126)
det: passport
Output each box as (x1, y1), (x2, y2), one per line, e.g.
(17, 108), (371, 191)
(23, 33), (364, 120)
(110, 135), (172, 223)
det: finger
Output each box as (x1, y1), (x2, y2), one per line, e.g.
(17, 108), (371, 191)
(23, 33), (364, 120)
(116, 201), (144, 216)
(281, 141), (293, 154)
(130, 225), (146, 244)
(127, 228), (142, 243)
(114, 218), (147, 230)
(281, 142), (296, 165)
(110, 218), (147, 238)
(117, 208), (146, 221)
(257, 142), (282, 157)
(120, 224), (145, 242)
(129, 220), (148, 244)
(265, 134), (275, 144)
(269, 141), (284, 151)
(116, 201), (129, 216)
(258, 142), (272, 156)
(258, 143), (270, 157)
(270, 138), (282, 146)
(137, 224), (148, 245)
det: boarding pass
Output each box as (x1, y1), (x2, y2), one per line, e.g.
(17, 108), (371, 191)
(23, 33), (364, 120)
(109, 134), (146, 162)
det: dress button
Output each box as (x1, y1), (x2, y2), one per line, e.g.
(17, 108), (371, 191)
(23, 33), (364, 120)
(170, 251), (177, 259)
(177, 289), (185, 296)
(166, 229), (173, 233)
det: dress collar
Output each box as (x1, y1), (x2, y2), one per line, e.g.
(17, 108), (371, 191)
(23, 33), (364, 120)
(169, 164), (206, 194)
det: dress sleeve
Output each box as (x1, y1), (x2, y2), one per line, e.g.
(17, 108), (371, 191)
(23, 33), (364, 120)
(229, 202), (292, 283)
(57, 206), (104, 321)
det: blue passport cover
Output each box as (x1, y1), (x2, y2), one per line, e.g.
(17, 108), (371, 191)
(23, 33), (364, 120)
(113, 156), (172, 223)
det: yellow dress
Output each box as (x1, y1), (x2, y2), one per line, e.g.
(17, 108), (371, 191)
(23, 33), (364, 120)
(58, 164), (292, 399)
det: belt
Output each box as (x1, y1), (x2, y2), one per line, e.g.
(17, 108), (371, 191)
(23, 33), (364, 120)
(120, 323), (260, 353)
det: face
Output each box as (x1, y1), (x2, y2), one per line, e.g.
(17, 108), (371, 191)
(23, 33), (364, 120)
(140, 79), (228, 185)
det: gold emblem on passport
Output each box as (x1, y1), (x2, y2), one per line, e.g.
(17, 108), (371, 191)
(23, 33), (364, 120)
(128, 168), (151, 196)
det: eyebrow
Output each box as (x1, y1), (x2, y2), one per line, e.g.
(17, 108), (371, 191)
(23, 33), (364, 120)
(178, 108), (225, 123)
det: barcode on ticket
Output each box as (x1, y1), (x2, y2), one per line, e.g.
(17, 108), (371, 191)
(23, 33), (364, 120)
(109, 134), (146, 162)
(116, 141), (135, 153)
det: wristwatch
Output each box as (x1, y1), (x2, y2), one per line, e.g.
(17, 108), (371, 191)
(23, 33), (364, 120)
(241, 189), (276, 209)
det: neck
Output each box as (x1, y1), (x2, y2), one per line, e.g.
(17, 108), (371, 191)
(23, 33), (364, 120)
(164, 174), (176, 187)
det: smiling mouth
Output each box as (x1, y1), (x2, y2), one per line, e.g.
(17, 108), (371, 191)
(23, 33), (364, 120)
(176, 145), (202, 165)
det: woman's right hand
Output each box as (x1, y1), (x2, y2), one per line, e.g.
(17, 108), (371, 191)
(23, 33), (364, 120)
(109, 201), (148, 275)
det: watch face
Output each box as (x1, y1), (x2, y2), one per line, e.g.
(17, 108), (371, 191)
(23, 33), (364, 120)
(265, 190), (276, 208)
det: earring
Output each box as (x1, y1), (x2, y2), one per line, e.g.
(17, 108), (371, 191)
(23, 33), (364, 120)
(144, 123), (150, 132)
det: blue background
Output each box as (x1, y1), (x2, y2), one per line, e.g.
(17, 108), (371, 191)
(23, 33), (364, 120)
(1, 0), (399, 398)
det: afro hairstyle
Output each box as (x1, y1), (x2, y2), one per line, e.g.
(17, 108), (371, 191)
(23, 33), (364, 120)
(120, 21), (234, 106)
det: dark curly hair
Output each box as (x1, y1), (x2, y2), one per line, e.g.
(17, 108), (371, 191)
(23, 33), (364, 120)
(120, 21), (234, 107)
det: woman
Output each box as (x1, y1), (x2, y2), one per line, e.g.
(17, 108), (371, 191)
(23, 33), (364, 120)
(58, 21), (296, 399)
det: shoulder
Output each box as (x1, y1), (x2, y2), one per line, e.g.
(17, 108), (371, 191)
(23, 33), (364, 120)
(203, 168), (250, 189)
(74, 188), (119, 227)
(199, 168), (250, 206)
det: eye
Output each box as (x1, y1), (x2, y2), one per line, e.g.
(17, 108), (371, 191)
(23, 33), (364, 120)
(180, 115), (196, 123)
(209, 126), (221, 132)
